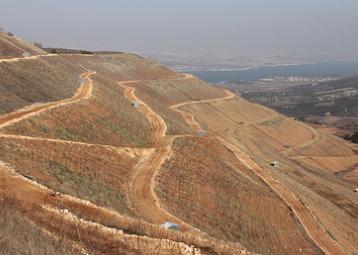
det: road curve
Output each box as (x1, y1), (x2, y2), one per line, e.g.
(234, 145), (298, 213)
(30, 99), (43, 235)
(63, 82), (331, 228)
(170, 89), (235, 132)
(280, 120), (321, 157)
(170, 89), (346, 255)
(0, 63), (253, 253)
(118, 81), (191, 228)
(0, 71), (95, 129)
(118, 79), (250, 254)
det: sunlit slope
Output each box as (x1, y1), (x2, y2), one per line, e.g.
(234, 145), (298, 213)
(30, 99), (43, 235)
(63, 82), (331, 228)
(178, 94), (358, 254)
(0, 54), (84, 115)
(0, 32), (47, 58)
(0, 35), (357, 254)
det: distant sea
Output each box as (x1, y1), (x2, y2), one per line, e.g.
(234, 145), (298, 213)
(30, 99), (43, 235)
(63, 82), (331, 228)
(186, 61), (358, 83)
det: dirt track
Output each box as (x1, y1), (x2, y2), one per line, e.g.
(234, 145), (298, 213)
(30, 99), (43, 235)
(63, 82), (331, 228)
(170, 91), (346, 255)
(119, 82), (195, 230)
(0, 69), (249, 254)
(0, 71), (95, 129)
(280, 120), (321, 157)
(0, 53), (345, 253)
(118, 80), (238, 228)
(0, 53), (58, 63)
(170, 89), (235, 131)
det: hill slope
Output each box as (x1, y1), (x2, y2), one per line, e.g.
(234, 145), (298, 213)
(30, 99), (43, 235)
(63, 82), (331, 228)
(0, 32), (47, 58)
(0, 35), (357, 255)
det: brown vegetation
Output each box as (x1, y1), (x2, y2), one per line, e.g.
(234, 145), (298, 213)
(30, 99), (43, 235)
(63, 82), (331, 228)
(1, 35), (357, 254)
(156, 136), (322, 255)
(0, 54), (83, 114)
(0, 32), (46, 59)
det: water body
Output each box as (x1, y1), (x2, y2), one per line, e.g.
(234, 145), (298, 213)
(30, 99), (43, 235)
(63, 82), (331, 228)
(187, 61), (358, 83)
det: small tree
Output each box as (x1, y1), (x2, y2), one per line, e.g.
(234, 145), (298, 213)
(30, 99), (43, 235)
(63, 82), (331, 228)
(7, 32), (14, 36)
(81, 50), (93, 55)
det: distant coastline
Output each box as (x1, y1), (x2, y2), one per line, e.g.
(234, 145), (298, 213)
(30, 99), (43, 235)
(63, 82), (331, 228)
(174, 61), (317, 73)
(183, 61), (358, 82)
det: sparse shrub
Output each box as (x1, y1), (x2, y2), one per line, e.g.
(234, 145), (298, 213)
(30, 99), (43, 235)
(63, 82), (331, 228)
(81, 50), (93, 55)
(6, 32), (14, 36)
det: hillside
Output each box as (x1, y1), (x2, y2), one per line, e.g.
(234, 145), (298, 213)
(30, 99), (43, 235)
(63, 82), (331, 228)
(0, 32), (47, 58)
(0, 35), (357, 255)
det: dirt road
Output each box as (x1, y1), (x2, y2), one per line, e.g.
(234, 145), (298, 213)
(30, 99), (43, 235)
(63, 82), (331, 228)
(170, 89), (235, 132)
(118, 79), (250, 253)
(0, 70), (251, 253)
(0, 54), (58, 63)
(171, 89), (346, 255)
(280, 121), (321, 157)
(0, 161), (208, 255)
(119, 81), (192, 228)
(1, 65), (335, 253)
(0, 71), (95, 129)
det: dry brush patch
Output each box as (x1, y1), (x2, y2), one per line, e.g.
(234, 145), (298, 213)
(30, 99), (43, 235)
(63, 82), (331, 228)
(135, 78), (227, 105)
(0, 197), (82, 255)
(155, 136), (322, 255)
(0, 33), (46, 59)
(293, 133), (356, 157)
(0, 161), (252, 255)
(179, 97), (275, 134)
(64, 54), (178, 81)
(2, 74), (152, 148)
(217, 113), (358, 253)
(0, 55), (83, 114)
(0, 137), (143, 215)
(129, 78), (229, 135)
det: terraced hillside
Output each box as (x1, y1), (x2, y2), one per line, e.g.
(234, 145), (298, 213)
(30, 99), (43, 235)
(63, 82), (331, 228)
(0, 35), (357, 255)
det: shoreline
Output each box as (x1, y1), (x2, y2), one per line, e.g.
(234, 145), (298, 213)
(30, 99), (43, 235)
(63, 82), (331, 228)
(174, 60), (358, 73)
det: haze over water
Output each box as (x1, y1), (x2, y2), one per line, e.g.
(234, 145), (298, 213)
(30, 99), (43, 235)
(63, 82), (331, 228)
(188, 61), (358, 82)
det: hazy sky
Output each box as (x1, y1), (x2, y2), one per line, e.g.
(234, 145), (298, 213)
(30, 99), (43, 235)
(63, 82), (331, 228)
(1, 0), (357, 59)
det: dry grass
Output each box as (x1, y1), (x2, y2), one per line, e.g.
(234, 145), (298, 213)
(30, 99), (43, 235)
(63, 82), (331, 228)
(156, 136), (322, 255)
(0, 137), (141, 216)
(2, 74), (152, 147)
(185, 97), (358, 253)
(0, 197), (82, 255)
(0, 55), (83, 114)
(64, 54), (178, 81)
(0, 33), (46, 59)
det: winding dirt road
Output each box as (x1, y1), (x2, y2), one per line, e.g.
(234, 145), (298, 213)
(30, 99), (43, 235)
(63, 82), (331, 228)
(0, 71), (95, 129)
(118, 78), (253, 253)
(119, 82), (194, 230)
(170, 89), (346, 255)
(280, 120), (321, 157)
(0, 55), (340, 253)
(170, 89), (235, 132)
(0, 69), (250, 254)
